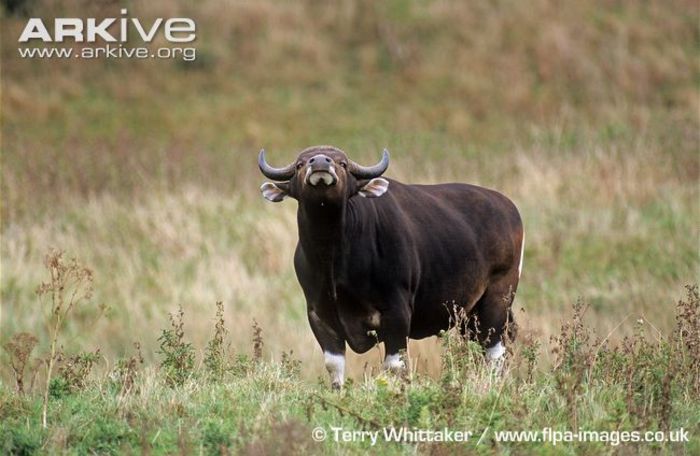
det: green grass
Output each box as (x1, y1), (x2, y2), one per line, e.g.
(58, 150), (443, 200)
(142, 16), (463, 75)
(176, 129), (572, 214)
(2, 287), (699, 455)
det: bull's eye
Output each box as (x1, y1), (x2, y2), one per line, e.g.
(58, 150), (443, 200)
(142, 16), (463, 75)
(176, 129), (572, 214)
(340, 161), (347, 169)
(296, 162), (303, 170)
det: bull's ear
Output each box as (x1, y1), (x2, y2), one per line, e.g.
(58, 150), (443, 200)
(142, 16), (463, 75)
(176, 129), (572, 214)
(358, 178), (389, 198)
(261, 182), (289, 202)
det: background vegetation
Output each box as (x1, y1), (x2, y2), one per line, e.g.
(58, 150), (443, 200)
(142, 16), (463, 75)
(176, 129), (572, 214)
(1, 0), (698, 453)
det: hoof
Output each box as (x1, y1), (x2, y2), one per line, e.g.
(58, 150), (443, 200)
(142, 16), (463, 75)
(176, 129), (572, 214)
(383, 353), (406, 371)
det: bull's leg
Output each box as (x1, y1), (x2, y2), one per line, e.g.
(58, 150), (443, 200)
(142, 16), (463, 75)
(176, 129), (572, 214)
(380, 308), (410, 372)
(469, 271), (519, 370)
(308, 310), (346, 390)
(324, 351), (345, 390)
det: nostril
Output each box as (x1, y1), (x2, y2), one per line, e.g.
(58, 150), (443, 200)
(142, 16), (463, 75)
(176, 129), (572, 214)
(325, 157), (331, 163)
(309, 158), (315, 163)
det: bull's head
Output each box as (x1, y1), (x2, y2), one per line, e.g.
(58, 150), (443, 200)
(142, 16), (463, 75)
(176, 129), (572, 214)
(258, 146), (390, 204)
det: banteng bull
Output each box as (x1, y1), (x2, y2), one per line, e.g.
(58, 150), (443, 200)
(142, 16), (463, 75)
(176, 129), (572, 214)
(259, 146), (524, 389)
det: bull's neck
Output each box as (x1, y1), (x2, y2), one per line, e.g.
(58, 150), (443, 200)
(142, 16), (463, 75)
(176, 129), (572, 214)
(297, 199), (348, 259)
(297, 199), (353, 300)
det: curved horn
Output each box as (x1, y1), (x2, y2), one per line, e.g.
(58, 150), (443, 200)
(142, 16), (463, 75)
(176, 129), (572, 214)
(349, 149), (390, 179)
(258, 149), (296, 181)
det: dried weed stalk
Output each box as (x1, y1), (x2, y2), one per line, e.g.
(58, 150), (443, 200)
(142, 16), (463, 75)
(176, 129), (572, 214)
(36, 249), (94, 428)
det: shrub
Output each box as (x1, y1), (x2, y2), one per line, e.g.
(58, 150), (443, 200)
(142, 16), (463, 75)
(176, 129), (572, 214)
(3, 332), (38, 394)
(54, 349), (101, 394)
(157, 305), (195, 386)
(204, 301), (229, 381)
(109, 342), (144, 394)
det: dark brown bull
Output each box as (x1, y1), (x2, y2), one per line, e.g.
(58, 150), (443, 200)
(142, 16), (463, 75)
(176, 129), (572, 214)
(259, 145), (524, 389)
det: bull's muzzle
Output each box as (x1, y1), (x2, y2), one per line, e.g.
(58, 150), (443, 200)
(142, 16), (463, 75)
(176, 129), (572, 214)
(305, 154), (338, 186)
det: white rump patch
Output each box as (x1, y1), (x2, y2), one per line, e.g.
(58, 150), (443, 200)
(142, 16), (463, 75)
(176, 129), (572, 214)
(324, 352), (345, 388)
(518, 234), (525, 277)
(383, 353), (405, 371)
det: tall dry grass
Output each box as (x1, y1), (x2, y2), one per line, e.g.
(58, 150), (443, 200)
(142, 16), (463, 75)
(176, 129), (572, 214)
(1, 0), (698, 380)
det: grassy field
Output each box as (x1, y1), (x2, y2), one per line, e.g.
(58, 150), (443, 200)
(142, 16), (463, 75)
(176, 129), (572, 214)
(1, 0), (699, 453)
